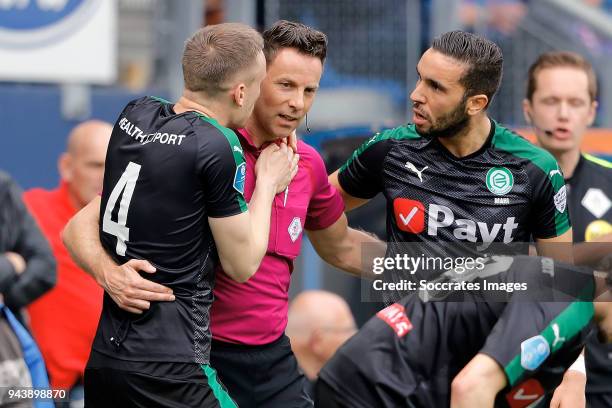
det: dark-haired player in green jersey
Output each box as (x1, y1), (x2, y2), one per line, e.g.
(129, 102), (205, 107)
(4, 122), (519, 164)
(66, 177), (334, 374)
(328, 31), (585, 407)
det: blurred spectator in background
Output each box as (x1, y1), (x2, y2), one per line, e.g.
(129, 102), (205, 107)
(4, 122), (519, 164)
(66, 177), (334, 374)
(0, 170), (55, 407)
(287, 291), (356, 400)
(523, 51), (612, 408)
(459, 0), (527, 35)
(582, 0), (612, 12)
(24, 121), (112, 405)
(0, 171), (56, 321)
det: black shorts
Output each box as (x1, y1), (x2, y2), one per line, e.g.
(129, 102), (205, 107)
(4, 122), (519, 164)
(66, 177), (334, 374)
(84, 350), (237, 407)
(210, 335), (313, 408)
(319, 298), (593, 408)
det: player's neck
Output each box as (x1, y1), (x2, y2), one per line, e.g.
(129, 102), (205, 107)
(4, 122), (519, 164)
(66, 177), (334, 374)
(437, 115), (491, 158)
(553, 149), (581, 179)
(174, 93), (228, 126)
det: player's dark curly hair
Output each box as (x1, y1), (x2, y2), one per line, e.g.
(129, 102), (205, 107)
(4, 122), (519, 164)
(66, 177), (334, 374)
(432, 31), (503, 109)
(263, 20), (327, 64)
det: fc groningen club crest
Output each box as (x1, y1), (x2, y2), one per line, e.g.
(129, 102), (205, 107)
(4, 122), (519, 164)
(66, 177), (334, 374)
(486, 167), (514, 195)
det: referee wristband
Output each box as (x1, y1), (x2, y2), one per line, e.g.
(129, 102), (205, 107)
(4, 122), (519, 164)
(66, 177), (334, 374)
(568, 354), (586, 376)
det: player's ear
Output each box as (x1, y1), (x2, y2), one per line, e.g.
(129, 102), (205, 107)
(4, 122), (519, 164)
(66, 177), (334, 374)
(522, 99), (533, 124)
(310, 328), (326, 358)
(58, 152), (73, 182)
(232, 83), (246, 107)
(466, 94), (488, 116)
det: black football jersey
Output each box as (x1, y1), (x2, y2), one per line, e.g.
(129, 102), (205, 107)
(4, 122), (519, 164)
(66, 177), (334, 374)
(94, 96), (248, 364)
(338, 121), (570, 253)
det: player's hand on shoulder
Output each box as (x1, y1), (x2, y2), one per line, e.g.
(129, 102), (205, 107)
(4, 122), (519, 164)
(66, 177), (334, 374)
(103, 259), (174, 314)
(256, 142), (300, 194)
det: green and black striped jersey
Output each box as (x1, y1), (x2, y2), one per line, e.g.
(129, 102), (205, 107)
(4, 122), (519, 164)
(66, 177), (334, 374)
(95, 96), (247, 365)
(338, 120), (570, 248)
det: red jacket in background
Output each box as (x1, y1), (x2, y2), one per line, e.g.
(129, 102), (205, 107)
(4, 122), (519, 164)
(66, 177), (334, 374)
(24, 182), (103, 389)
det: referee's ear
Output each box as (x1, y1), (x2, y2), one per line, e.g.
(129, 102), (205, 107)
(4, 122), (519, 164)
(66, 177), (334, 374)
(466, 94), (489, 116)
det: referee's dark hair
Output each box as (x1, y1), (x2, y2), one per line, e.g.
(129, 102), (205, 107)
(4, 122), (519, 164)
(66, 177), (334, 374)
(263, 20), (327, 64)
(432, 31), (503, 109)
(182, 23), (264, 95)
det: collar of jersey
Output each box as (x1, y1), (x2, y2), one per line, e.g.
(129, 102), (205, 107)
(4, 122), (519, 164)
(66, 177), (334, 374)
(236, 128), (277, 156)
(429, 118), (496, 161)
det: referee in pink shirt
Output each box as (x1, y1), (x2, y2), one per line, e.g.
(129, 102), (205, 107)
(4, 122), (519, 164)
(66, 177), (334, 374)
(63, 21), (381, 407)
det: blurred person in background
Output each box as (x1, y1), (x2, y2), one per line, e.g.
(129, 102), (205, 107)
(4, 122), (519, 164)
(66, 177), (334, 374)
(23, 121), (112, 406)
(0, 171), (56, 322)
(286, 291), (356, 399)
(523, 50), (612, 408)
(459, 0), (527, 35)
(0, 170), (55, 407)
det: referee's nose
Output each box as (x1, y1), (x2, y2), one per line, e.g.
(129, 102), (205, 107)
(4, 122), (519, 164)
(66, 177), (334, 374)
(288, 90), (305, 112)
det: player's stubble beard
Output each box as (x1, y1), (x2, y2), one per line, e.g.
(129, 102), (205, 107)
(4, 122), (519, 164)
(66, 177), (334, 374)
(416, 95), (470, 139)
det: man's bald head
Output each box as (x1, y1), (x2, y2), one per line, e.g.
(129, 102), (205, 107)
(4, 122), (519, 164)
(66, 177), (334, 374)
(287, 291), (356, 380)
(59, 120), (112, 209)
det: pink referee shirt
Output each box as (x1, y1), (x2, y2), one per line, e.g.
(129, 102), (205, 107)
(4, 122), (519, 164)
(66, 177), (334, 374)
(210, 128), (344, 345)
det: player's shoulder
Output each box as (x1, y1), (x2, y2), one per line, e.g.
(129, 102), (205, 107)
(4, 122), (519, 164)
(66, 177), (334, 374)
(368, 123), (422, 146)
(491, 123), (559, 174)
(127, 95), (168, 110)
(581, 153), (612, 174)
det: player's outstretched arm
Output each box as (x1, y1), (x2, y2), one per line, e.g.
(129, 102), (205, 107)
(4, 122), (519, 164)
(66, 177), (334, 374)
(62, 196), (174, 314)
(307, 213), (385, 279)
(328, 170), (371, 212)
(535, 229), (574, 264)
(572, 233), (612, 267)
(209, 143), (298, 283)
(450, 353), (507, 408)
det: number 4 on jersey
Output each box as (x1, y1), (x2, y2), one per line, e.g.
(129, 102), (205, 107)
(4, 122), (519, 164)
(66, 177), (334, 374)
(102, 162), (141, 256)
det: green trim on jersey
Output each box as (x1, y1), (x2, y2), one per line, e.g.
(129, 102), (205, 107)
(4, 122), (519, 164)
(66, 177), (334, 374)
(504, 295), (594, 386)
(195, 114), (248, 212)
(149, 95), (171, 104)
(201, 365), (238, 408)
(583, 153), (612, 169)
(339, 124), (422, 173)
(492, 124), (570, 236)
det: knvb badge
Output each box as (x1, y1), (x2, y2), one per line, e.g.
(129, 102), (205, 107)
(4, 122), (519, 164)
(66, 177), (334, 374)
(0, 0), (101, 48)
(233, 162), (246, 195)
(520, 335), (550, 371)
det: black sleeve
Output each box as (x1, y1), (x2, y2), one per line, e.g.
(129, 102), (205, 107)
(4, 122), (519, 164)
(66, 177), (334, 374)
(0, 175), (56, 309)
(197, 127), (248, 218)
(527, 161), (571, 239)
(337, 133), (394, 199)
